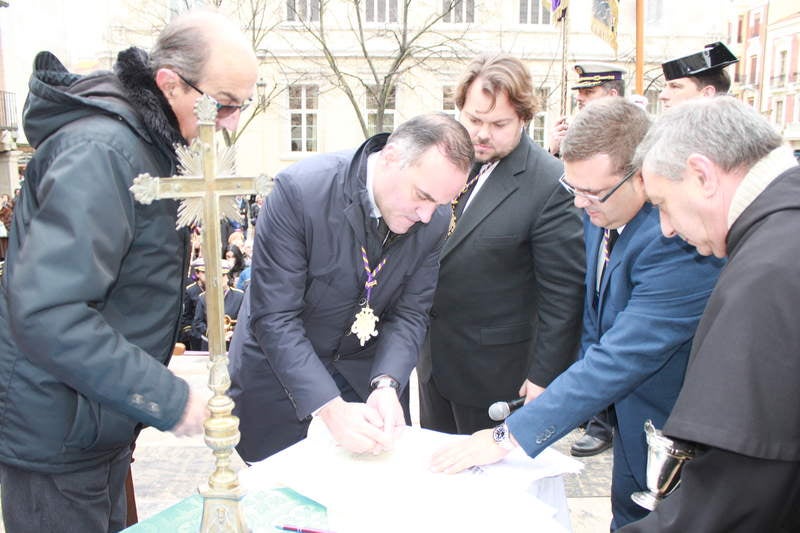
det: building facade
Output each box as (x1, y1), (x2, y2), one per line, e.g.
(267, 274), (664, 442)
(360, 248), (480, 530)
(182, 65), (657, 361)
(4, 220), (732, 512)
(727, 0), (800, 154)
(2, 0), (727, 177)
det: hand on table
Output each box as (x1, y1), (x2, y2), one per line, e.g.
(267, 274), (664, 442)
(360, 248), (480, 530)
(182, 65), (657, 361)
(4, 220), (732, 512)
(429, 429), (512, 474)
(318, 396), (391, 454)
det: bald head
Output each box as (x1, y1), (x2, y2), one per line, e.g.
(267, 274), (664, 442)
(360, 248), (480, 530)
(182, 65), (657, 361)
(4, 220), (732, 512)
(150, 10), (256, 87)
(151, 9), (258, 140)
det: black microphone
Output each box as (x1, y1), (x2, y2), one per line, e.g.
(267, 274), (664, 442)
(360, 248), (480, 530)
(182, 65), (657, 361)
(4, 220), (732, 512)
(488, 397), (525, 421)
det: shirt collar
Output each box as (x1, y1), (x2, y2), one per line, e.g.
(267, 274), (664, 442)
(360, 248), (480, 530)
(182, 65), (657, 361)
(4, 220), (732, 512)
(366, 152), (382, 219)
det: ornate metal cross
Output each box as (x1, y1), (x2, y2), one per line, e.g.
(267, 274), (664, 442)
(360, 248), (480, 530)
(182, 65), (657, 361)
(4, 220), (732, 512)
(130, 95), (272, 533)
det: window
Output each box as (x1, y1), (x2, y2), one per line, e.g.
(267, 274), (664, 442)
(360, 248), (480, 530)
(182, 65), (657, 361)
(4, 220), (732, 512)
(367, 85), (396, 136)
(778, 50), (787, 84)
(442, 86), (457, 118)
(795, 95), (800, 123)
(774, 99), (784, 126)
(443, 0), (474, 23)
(519, 0), (550, 25)
(750, 13), (760, 38)
(289, 85), (318, 152)
(749, 56), (758, 85)
(646, 0), (663, 25)
(530, 87), (549, 147)
(737, 16), (744, 43)
(287, 0), (320, 22)
(365, 0), (398, 23)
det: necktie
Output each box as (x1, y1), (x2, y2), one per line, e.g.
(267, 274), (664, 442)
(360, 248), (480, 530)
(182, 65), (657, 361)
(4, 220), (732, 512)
(447, 163), (489, 237)
(597, 228), (619, 290)
(602, 228), (619, 268)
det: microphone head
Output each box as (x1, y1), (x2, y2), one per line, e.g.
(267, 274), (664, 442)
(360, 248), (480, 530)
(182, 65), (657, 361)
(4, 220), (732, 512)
(488, 401), (511, 421)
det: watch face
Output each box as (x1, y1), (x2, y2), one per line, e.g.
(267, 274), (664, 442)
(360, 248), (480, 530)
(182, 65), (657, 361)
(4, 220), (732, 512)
(493, 424), (506, 443)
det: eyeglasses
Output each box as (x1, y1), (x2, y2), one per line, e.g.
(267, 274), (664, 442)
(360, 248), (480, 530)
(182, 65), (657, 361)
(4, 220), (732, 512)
(558, 168), (636, 203)
(174, 71), (252, 118)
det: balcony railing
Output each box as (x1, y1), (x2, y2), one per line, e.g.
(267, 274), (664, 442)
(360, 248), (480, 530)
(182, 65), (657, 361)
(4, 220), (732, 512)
(1, 91), (18, 131)
(771, 75), (786, 88)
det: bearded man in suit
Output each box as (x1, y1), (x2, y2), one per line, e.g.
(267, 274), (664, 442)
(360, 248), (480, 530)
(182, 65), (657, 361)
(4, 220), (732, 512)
(418, 53), (585, 435)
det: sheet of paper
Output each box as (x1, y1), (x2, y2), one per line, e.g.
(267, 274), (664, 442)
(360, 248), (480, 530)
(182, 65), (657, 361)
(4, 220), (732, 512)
(243, 422), (580, 532)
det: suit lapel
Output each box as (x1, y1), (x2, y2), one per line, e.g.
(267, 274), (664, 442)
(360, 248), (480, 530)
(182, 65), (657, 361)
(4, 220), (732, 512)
(596, 204), (652, 305)
(441, 136), (531, 260)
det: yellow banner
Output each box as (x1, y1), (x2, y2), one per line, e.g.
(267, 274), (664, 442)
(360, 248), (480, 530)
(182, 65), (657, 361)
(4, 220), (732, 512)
(591, 0), (619, 52)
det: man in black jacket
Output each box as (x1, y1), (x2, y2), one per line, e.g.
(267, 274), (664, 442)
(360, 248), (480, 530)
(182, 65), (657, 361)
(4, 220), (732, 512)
(418, 54), (585, 436)
(620, 97), (800, 532)
(0, 11), (257, 533)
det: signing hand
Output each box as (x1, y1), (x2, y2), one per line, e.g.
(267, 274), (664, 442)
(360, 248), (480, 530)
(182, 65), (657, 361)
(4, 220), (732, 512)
(366, 386), (406, 453)
(430, 429), (512, 475)
(318, 397), (391, 454)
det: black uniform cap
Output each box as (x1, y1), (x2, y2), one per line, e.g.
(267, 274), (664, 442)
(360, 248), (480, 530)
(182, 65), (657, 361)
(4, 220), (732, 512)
(662, 42), (738, 81)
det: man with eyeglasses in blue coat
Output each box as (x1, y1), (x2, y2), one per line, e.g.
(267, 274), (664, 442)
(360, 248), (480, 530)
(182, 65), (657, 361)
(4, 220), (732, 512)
(431, 98), (724, 529)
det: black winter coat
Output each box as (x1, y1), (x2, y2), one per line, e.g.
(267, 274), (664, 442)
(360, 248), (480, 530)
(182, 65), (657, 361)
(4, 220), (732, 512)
(0, 49), (191, 473)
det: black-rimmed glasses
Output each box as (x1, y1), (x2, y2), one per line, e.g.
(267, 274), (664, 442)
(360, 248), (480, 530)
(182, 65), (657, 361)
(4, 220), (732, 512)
(174, 71), (252, 118)
(559, 168), (636, 203)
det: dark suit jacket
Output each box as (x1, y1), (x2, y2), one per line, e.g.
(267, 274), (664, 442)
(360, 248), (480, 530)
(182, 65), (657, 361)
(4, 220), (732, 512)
(418, 135), (585, 407)
(228, 134), (448, 460)
(507, 204), (723, 490)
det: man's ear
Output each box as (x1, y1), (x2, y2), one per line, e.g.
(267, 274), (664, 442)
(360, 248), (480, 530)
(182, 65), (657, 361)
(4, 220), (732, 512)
(380, 142), (401, 165)
(154, 68), (179, 99)
(686, 153), (719, 197)
(700, 85), (717, 98)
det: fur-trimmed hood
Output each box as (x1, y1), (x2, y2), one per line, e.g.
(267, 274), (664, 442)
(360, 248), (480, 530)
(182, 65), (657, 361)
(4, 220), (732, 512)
(23, 48), (184, 160)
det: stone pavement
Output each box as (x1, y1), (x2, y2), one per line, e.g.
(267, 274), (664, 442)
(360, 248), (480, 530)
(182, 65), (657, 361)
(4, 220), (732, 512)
(0, 355), (613, 532)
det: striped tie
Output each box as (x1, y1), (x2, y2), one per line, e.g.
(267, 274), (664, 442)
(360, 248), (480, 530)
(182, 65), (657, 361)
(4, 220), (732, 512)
(601, 228), (619, 276)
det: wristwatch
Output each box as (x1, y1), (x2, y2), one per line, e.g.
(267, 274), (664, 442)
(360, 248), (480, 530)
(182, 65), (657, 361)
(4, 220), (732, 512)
(370, 375), (399, 391)
(492, 422), (516, 450)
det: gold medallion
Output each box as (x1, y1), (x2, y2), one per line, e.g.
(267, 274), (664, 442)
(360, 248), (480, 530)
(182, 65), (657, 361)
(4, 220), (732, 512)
(351, 304), (380, 346)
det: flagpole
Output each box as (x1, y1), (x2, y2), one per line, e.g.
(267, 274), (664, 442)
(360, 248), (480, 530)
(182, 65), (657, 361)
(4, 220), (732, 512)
(635, 0), (644, 95)
(560, 7), (570, 116)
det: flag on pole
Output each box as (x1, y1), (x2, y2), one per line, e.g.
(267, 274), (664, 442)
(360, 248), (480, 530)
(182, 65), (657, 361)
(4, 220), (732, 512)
(544, 0), (568, 23)
(591, 0), (619, 52)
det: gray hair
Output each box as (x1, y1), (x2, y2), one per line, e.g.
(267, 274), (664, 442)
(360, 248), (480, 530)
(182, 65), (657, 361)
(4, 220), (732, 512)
(635, 96), (783, 180)
(387, 113), (474, 173)
(149, 10), (234, 83)
(561, 98), (650, 174)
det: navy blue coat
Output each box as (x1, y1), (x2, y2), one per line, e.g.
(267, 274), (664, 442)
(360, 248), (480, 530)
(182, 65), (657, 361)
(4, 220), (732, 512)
(0, 50), (190, 473)
(228, 134), (449, 461)
(507, 204), (723, 520)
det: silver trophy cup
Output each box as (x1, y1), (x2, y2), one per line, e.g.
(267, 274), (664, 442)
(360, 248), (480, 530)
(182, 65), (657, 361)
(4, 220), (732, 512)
(631, 419), (695, 511)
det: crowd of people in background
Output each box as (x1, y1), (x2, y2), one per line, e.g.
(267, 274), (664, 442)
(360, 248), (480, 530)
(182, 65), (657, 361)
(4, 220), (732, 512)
(0, 190), (18, 263)
(177, 208), (256, 354)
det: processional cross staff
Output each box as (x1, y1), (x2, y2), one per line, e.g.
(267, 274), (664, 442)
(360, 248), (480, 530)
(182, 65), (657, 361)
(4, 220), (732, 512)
(130, 95), (272, 533)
